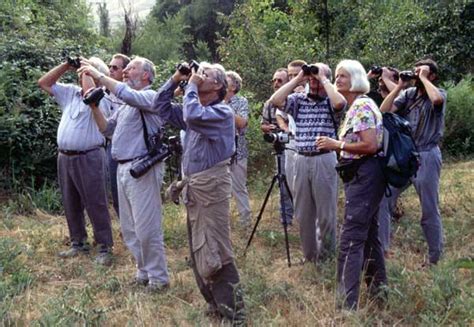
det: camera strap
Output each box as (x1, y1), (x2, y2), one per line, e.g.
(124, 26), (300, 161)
(139, 110), (151, 151)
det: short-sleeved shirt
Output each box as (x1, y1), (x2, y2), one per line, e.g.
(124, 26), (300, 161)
(52, 83), (108, 151)
(339, 96), (383, 160)
(394, 87), (446, 151)
(261, 100), (277, 125)
(228, 95), (249, 160)
(282, 93), (338, 153)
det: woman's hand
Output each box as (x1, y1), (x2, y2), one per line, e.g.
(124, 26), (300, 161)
(316, 136), (341, 151)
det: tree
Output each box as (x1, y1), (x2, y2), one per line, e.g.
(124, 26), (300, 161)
(98, 2), (111, 37)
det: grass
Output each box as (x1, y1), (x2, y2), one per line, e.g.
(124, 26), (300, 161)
(0, 160), (472, 325)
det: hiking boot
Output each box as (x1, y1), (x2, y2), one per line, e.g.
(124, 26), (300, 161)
(58, 242), (90, 258)
(129, 277), (149, 288)
(145, 282), (170, 294)
(95, 251), (113, 266)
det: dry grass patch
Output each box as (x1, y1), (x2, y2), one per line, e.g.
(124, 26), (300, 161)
(0, 160), (473, 325)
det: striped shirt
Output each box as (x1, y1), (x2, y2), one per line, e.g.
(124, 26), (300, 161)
(52, 83), (109, 151)
(283, 93), (338, 153)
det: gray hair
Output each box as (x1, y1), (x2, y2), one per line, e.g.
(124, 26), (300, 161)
(336, 59), (370, 94)
(200, 62), (228, 101)
(315, 62), (332, 82)
(88, 56), (109, 76)
(226, 71), (243, 93)
(134, 56), (156, 84)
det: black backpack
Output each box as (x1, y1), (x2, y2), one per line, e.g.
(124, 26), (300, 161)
(380, 112), (420, 192)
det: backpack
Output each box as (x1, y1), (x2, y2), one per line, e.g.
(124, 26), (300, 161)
(380, 112), (420, 192)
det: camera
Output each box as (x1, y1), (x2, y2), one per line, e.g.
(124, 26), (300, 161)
(83, 87), (104, 105)
(302, 64), (319, 75)
(370, 65), (382, 76)
(176, 60), (200, 76)
(264, 129), (290, 144)
(130, 135), (182, 179)
(399, 70), (418, 82)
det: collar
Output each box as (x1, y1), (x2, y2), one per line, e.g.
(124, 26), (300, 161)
(306, 93), (326, 102)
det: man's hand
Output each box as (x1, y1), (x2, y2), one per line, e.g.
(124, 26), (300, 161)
(172, 69), (191, 84)
(416, 65), (431, 80)
(78, 63), (101, 80)
(316, 136), (340, 151)
(188, 68), (205, 86)
(261, 123), (277, 133)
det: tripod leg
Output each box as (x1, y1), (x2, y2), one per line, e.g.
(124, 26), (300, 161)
(278, 174), (293, 267)
(244, 175), (278, 254)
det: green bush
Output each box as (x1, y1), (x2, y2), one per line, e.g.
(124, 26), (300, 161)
(443, 76), (474, 156)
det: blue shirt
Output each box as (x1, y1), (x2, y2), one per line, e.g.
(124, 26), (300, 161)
(283, 93), (338, 153)
(394, 87), (447, 150)
(52, 83), (109, 151)
(103, 83), (163, 161)
(153, 79), (235, 175)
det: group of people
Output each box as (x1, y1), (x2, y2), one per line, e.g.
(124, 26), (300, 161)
(37, 51), (446, 321)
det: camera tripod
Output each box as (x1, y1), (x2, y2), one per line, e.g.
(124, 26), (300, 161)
(244, 142), (294, 267)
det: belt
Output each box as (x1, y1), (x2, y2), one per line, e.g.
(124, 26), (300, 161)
(58, 147), (100, 156)
(298, 150), (330, 157)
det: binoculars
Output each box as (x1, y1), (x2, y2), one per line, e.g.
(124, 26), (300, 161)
(176, 60), (200, 75)
(302, 64), (319, 75)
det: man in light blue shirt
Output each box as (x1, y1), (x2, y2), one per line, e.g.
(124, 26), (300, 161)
(38, 57), (113, 265)
(79, 57), (170, 292)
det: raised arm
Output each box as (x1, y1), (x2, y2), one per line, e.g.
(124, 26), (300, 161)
(417, 65), (444, 106)
(38, 62), (71, 95)
(317, 65), (347, 111)
(269, 71), (305, 109)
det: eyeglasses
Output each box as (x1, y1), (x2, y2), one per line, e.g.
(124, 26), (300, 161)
(108, 65), (122, 71)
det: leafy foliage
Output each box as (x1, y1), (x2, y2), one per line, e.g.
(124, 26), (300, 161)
(0, 0), (107, 189)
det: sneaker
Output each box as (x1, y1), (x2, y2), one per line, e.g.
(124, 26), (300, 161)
(145, 282), (170, 294)
(95, 251), (113, 266)
(58, 243), (90, 258)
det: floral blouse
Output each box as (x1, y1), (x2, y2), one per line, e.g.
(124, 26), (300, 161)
(338, 96), (383, 160)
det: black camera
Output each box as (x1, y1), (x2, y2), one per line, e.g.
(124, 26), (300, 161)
(399, 70), (418, 82)
(67, 56), (81, 69)
(370, 65), (382, 76)
(264, 130), (290, 144)
(130, 135), (182, 179)
(83, 87), (104, 105)
(302, 64), (319, 75)
(177, 60), (200, 75)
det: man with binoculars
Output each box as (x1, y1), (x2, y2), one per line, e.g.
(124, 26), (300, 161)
(380, 58), (446, 267)
(269, 62), (346, 264)
(38, 56), (114, 266)
(78, 56), (170, 293)
(153, 62), (245, 323)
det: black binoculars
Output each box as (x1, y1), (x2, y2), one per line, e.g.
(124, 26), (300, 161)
(177, 60), (200, 75)
(67, 56), (81, 69)
(399, 70), (418, 82)
(302, 64), (319, 75)
(370, 65), (383, 75)
(83, 87), (104, 106)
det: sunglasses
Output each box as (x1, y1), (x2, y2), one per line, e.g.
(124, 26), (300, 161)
(108, 65), (122, 71)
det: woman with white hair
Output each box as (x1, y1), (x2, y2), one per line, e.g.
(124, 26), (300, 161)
(317, 59), (387, 310)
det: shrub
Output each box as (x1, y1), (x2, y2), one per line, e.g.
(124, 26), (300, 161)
(442, 76), (474, 156)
